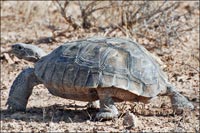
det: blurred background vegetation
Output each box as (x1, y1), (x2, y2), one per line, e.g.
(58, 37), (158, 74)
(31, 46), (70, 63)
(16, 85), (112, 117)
(1, 1), (199, 49)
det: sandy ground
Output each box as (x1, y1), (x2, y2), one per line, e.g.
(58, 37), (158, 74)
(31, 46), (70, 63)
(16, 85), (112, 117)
(0, 1), (199, 132)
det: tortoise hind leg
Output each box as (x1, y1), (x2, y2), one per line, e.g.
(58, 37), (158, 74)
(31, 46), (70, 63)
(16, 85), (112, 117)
(95, 88), (119, 121)
(166, 84), (194, 114)
(6, 68), (41, 111)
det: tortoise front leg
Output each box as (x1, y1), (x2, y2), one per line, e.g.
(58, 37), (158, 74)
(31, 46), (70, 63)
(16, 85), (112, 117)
(6, 68), (40, 111)
(95, 89), (119, 120)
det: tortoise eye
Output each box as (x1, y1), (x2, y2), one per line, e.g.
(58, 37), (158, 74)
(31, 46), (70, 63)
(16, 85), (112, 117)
(17, 45), (22, 49)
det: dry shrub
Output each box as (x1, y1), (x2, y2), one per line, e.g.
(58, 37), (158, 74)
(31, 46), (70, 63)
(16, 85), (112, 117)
(53, 1), (198, 48)
(1, 1), (199, 48)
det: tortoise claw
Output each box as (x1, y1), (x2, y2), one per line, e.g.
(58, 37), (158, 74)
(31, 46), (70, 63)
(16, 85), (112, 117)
(95, 111), (118, 121)
(6, 98), (26, 112)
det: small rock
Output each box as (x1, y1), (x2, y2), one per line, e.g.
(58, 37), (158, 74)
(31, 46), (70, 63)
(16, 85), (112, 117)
(123, 111), (140, 128)
(87, 101), (100, 109)
(86, 120), (90, 123)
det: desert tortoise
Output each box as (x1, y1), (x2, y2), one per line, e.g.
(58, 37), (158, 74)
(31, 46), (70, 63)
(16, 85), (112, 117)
(7, 37), (194, 120)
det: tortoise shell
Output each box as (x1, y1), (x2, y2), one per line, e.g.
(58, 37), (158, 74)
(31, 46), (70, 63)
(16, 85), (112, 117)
(34, 37), (168, 101)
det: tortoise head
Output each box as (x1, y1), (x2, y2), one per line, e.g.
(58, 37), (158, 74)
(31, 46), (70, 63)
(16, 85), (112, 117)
(11, 43), (46, 62)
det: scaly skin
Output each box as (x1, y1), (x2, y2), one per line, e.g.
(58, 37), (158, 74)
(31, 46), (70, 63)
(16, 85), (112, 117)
(6, 68), (41, 111)
(95, 97), (119, 121)
(11, 43), (47, 62)
(166, 85), (194, 114)
(95, 89), (119, 120)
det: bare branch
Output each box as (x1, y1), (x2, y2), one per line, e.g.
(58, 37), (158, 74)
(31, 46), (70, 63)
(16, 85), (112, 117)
(54, 0), (79, 29)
